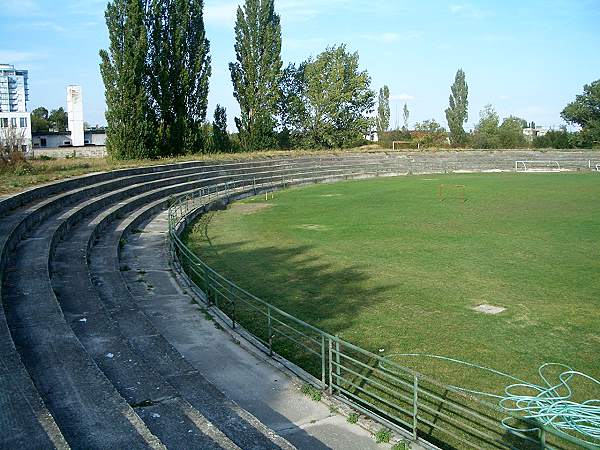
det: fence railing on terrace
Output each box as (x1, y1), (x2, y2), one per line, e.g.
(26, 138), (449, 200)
(167, 163), (596, 450)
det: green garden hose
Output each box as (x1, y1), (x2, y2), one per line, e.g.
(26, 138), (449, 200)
(380, 353), (600, 445)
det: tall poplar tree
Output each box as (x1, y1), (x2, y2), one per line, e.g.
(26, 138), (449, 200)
(403, 103), (410, 131)
(212, 104), (230, 152)
(229, 0), (282, 151)
(100, 0), (154, 159)
(376, 86), (390, 134)
(445, 69), (469, 147)
(148, 0), (211, 155)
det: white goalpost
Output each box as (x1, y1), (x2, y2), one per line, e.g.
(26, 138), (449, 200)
(515, 160), (561, 172)
(392, 141), (420, 151)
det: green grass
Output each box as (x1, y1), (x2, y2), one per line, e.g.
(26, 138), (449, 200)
(184, 172), (600, 396)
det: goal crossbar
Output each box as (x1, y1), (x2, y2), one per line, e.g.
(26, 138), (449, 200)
(515, 160), (561, 172)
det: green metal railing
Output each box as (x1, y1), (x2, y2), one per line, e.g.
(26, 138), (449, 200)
(167, 165), (595, 450)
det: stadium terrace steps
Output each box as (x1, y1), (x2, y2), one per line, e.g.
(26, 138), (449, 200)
(0, 151), (597, 449)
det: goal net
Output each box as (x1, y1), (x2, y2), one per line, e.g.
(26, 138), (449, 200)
(515, 160), (562, 172)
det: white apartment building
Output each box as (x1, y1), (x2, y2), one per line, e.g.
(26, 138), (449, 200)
(0, 64), (32, 151)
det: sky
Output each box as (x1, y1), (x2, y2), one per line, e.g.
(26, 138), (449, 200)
(1, 0), (599, 131)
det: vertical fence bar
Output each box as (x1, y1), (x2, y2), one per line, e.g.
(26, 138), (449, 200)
(321, 335), (326, 388)
(413, 375), (419, 441)
(231, 290), (236, 329)
(335, 338), (341, 393)
(267, 306), (273, 356)
(328, 338), (333, 395)
(539, 426), (546, 450)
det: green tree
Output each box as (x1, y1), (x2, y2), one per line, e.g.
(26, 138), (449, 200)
(402, 103), (409, 131)
(212, 104), (230, 152)
(31, 107), (50, 132)
(534, 127), (572, 149)
(277, 63), (307, 148)
(302, 45), (374, 148)
(498, 116), (527, 148)
(230, 0), (282, 151)
(148, 0), (212, 156)
(561, 79), (600, 147)
(414, 119), (447, 148)
(100, 0), (154, 159)
(376, 85), (390, 134)
(472, 104), (500, 149)
(445, 69), (469, 146)
(48, 107), (68, 132)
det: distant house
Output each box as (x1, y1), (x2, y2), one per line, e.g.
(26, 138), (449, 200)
(523, 127), (549, 141)
(32, 129), (106, 149)
(365, 130), (379, 142)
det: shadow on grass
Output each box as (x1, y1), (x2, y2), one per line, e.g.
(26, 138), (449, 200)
(191, 238), (397, 340)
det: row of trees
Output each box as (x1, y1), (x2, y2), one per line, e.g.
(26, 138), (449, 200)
(100, 0), (374, 158)
(100, 0), (212, 158)
(101, 0), (598, 158)
(375, 70), (600, 149)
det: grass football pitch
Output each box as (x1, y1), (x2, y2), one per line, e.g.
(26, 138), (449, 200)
(184, 172), (599, 397)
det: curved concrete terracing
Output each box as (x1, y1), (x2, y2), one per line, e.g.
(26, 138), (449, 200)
(0, 151), (597, 449)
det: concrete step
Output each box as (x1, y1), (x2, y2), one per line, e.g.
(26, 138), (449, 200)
(85, 194), (295, 449)
(49, 191), (247, 449)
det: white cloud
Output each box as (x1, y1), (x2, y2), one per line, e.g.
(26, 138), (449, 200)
(449, 3), (493, 20)
(205, 1), (239, 27)
(0, 51), (40, 63)
(390, 93), (415, 101)
(284, 37), (329, 51)
(361, 31), (421, 44)
(4, 0), (41, 17)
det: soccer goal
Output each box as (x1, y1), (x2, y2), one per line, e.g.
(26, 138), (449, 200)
(392, 141), (420, 151)
(438, 184), (466, 203)
(515, 160), (562, 172)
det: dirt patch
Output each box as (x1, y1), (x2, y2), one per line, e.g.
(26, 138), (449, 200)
(230, 203), (273, 215)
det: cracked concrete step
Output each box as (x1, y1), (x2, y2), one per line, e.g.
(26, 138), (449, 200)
(3, 219), (161, 449)
(85, 198), (295, 449)
(49, 194), (246, 449)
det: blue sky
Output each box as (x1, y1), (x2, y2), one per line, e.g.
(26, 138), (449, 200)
(1, 0), (599, 131)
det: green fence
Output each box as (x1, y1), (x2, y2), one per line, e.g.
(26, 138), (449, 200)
(167, 168), (595, 450)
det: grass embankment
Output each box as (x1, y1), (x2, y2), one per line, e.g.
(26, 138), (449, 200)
(184, 173), (600, 396)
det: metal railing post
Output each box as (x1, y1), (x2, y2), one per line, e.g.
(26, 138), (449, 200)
(539, 426), (546, 450)
(413, 375), (419, 440)
(267, 306), (273, 357)
(328, 338), (333, 395)
(335, 337), (341, 393)
(321, 335), (326, 387)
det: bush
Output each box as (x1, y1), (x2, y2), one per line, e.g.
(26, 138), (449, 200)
(0, 151), (32, 175)
(378, 129), (413, 149)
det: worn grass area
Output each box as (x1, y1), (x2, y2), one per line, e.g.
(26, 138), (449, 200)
(184, 172), (600, 396)
(0, 146), (382, 196)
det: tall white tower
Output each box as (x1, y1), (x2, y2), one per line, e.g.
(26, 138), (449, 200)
(67, 85), (84, 147)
